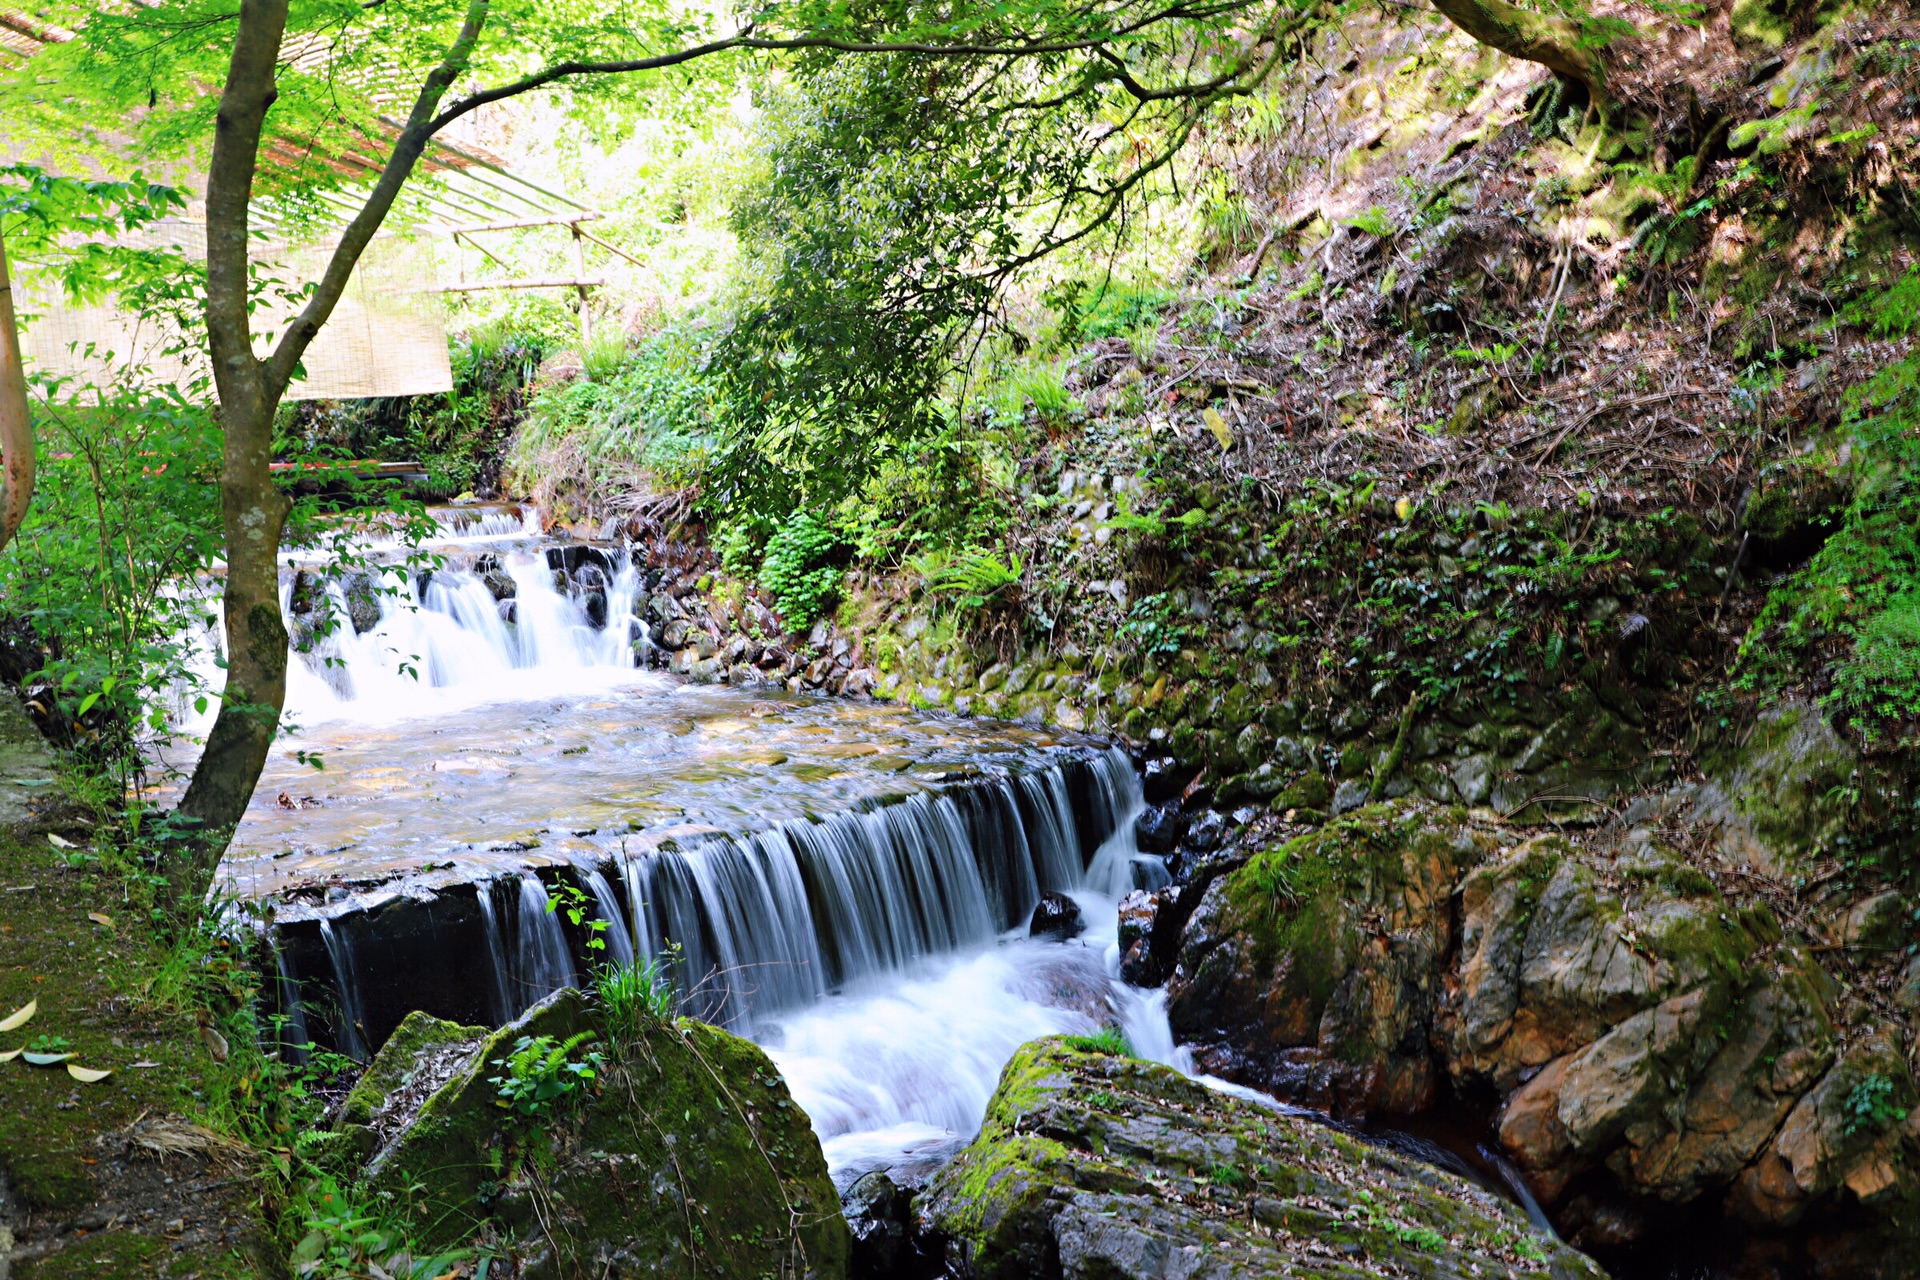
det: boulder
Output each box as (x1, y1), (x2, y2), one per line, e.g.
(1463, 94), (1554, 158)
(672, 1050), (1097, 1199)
(1841, 890), (1910, 954)
(348, 989), (849, 1278)
(1165, 804), (1486, 1116)
(1690, 700), (1857, 878)
(1133, 803), (1185, 855)
(919, 1037), (1602, 1280)
(1029, 891), (1084, 941)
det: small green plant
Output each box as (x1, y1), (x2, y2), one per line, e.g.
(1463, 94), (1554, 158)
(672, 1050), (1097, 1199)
(545, 881), (608, 954)
(1207, 1163), (1247, 1188)
(912, 547), (1024, 611)
(759, 510), (844, 630)
(1842, 1072), (1910, 1138)
(1342, 205), (1395, 238)
(289, 1174), (468, 1280)
(25, 1034), (72, 1055)
(594, 951), (679, 1043)
(1062, 1026), (1134, 1056)
(488, 1032), (604, 1119)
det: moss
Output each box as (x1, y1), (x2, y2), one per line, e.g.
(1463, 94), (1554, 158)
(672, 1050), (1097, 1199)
(361, 990), (848, 1279)
(339, 1009), (487, 1129)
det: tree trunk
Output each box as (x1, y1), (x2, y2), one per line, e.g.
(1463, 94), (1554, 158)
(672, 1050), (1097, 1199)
(0, 229), (35, 553)
(1431, 0), (1609, 104)
(168, 0), (292, 909)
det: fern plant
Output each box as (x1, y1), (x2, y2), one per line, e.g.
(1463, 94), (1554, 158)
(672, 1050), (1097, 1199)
(912, 547), (1024, 612)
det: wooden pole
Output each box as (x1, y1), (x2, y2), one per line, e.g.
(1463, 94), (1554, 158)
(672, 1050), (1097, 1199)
(0, 227), (36, 553)
(571, 223), (591, 346)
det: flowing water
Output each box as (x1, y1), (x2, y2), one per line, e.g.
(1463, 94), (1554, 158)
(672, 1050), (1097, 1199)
(204, 507), (1181, 1178)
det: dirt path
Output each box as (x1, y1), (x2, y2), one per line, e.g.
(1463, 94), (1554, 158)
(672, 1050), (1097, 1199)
(0, 694), (279, 1279)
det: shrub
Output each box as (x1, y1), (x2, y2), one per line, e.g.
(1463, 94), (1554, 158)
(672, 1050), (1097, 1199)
(759, 511), (843, 629)
(594, 955), (677, 1043)
(1062, 1026), (1135, 1056)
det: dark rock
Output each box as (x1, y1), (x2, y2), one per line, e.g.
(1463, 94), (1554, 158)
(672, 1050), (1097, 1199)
(1183, 809), (1226, 853)
(480, 568), (517, 601)
(583, 590), (608, 629)
(1141, 756), (1192, 804)
(659, 618), (693, 650)
(843, 1170), (927, 1280)
(1029, 891), (1084, 941)
(497, 599), (517, 626)
(1134, 803), (1185, 854)
(343, 572), (383, 635)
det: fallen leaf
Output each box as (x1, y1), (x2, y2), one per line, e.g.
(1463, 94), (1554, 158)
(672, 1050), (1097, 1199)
(0, 999), (35, 1031)
(87, 912), (114, 929)
(46, 834), (74, 849)
(66, 1064), (112, 1083)
(201, 1026), (229, 1062)
(23, 1051), (73, 1066)
(129, 1060), (160, 1069)
(0, 1048), (20, 1062)
(1203, 407), (1233, 450)
(1395, 496), (1415, 521)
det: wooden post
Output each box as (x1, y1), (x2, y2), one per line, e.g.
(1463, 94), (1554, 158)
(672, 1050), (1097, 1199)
(0, 227), (35, 552)
(571, 221), (591, 347)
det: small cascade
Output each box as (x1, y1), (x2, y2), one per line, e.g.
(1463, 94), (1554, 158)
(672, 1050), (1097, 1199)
(475, 884), (515, 1024)
(272, 946), (312, 1064)
(579, 866), (636, 969)
(513, 875), (575, 1013)
(318, 919), (369, 1062)
(608, 748), (1139, 1029)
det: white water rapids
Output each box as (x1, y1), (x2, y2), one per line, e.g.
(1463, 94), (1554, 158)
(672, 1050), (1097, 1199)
(194, 506), (1187, 1181)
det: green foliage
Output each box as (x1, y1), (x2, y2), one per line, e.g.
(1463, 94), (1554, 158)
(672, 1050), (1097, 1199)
(1062, 1026), (1136, 1057)
(1045, 279), (1172, 347)
(288, 1174), (469, 1280)
(758, 510), (844, 629)
(1341, 205), (1395, 238)
(545, 882), (608, 954)
(488, 1032), (604, 1119)
(1842, 1072), (1910, 1138)
(1740, 270), (1920, 735)
(1119, 592), (1202, 659)
(912, 547), (1024, 612)
(594, 952), (678, 1044)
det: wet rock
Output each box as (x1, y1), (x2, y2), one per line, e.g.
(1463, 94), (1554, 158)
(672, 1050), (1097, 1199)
(1029, 891), (1084, 941)
(1133, 803), (1185, 854)
(919, 1037), (1601, 1280)
(1183, 809), (1226, 852)
(1896, 955), (1920, 1012)
(659, 618), (693, 650)
(343, 571), (383, 634)
(583, 590), (608, 629)
(1140, 755), (1192, 804)
(844, 1171), (925, 1280)
(691, 630), (720, 661)
(355, 989), (849, 1276)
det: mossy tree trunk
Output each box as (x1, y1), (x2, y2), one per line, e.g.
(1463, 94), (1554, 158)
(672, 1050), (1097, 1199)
(1431, 0), (1609, 104)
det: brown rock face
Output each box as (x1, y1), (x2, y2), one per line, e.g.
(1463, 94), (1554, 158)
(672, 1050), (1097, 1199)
(1162, 798), (1920, 1265)
(1165, 805), (1483, 1117)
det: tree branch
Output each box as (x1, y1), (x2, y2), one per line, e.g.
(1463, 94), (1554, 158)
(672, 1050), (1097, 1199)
(1429, 0), (1608, 102)
(264, 0), (489, 394)
(0, 229), (33, 553)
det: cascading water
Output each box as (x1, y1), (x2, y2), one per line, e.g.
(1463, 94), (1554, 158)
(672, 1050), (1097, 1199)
(318, 918), (369, 1061)
(215, 507), (1183, 1177)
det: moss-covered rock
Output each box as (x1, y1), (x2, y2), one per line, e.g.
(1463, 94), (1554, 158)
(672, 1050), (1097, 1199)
(1165, 803), (1489, 1115)
(920, 1036), (1602, 1280)
(1692, 699), (1857, 878)
(354, 988), (849, 1279)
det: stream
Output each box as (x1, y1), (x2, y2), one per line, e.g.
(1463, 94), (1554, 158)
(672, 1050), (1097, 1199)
(167, 506), (1599, 1269)
(188, 507), (1183, 1183)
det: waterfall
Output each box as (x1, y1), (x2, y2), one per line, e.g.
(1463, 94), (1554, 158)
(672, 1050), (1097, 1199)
(579, 866), (635, 969)
(318, 919), (369, 1062)
(475, 883), (515, 1024)
(513, 876), (576, 1013)
(604, 748), (1137, 1030)
(273, 946), (312, 1064)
